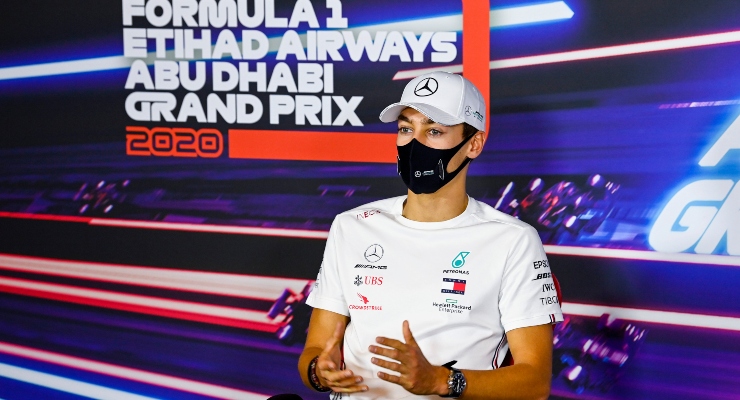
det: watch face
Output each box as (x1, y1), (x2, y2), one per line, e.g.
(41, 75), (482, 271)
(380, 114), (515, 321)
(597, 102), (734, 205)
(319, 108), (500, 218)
(451, 370), (466, 395)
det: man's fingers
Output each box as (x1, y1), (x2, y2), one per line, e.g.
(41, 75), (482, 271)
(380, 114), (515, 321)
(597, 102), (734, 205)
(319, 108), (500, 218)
(330, 383), (369, 393)
(332, 321), (344, 339)
(402, 320), (417, 346)
(377, 370), (401, 384)
(316, 357), (337, 372)
(368, 345), (400, 361)
(320, 368), (354, 381)
(375, 336), (406, 351)
(322, 370), (359, 384)
(371, 356), (402, 372)
(323, 321), (344, 351)
(320, 370), (367, 393)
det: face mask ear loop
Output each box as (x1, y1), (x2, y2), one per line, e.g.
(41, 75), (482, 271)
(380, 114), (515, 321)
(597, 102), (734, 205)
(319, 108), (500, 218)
(440, 132), (476, 180)
(445, 156), (472, 181)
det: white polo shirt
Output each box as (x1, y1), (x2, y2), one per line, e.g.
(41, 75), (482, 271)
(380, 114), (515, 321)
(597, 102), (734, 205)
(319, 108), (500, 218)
(306, 196), (563, 399)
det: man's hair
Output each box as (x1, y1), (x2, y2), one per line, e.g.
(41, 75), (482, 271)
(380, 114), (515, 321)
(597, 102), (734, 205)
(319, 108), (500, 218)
(463, 123), (479, 139)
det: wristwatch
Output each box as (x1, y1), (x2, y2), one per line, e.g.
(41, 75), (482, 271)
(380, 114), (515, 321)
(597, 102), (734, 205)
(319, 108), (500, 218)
(440, 361), (466, 398)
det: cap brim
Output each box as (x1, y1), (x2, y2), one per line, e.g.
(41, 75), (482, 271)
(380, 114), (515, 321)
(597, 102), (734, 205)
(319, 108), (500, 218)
(378, 102), (464, 126)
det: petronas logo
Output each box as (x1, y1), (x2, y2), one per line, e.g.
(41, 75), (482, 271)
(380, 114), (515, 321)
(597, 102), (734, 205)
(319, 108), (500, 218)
(451, 252), (470, 268)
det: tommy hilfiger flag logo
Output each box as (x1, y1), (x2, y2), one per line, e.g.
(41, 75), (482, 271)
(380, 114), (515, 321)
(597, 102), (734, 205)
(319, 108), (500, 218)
(441, 278), (466, 295)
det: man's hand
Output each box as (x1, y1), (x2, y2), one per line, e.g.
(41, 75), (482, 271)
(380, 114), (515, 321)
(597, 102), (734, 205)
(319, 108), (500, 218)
(369, 320), (449, 395)
(316, 321), (368, 393)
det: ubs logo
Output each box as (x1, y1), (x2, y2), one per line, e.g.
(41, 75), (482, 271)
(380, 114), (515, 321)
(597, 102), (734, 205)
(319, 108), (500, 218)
(414, 77), (438, 97)
(364, 244), (384, 263)
(355, 275), (384, 286)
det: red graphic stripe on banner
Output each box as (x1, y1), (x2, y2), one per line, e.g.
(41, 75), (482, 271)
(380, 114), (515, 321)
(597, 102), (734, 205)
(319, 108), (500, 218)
(0, 253), (309, 301)
(228, 129), (397, 163)
(222, 8), (492, 163)
(0, 211), (91, 223)
(0, 277), (279, 332)
(462, 0), (491, 133)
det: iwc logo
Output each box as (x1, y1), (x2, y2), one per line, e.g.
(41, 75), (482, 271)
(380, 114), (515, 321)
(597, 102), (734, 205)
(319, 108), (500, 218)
(413, 77), (438, 97)
(364, 244), (384, 263)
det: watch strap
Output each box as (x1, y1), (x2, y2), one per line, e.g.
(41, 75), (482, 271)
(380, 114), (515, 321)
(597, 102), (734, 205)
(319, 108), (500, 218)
(307, 356), (332, 392)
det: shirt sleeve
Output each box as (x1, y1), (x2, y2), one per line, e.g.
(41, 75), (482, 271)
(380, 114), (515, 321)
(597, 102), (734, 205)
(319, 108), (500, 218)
(306, 217), (349, 316)
(499, 225), (564, 332)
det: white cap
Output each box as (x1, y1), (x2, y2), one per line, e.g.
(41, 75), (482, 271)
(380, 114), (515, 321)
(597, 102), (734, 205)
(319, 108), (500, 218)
(378, 71), (486, 132)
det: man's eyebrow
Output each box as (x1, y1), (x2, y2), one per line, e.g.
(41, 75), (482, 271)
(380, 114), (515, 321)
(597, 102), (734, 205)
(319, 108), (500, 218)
(397, 114), (436, 125)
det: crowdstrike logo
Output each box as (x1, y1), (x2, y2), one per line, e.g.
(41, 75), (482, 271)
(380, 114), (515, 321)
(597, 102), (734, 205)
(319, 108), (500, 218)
(364, 244), (384, 263)
(350, 293), (382, 310)
(414, 77), (438, 97)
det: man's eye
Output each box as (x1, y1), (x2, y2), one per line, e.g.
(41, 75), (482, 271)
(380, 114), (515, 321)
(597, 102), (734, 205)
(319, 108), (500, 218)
(398, 127), (412, 133)
(429, 129), (442, 136)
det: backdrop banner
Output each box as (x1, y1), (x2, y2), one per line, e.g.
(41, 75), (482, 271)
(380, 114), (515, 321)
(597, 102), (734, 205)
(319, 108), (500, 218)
(0, 1), (739, 399)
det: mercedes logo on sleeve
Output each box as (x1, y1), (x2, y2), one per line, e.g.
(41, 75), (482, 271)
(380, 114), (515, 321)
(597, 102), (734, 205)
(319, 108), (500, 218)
(364, 244), (384, 263)
(413, 77), (438, 97)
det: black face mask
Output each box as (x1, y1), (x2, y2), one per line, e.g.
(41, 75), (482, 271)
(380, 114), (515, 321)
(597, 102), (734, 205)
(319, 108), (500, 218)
(397, 135), (474, 194)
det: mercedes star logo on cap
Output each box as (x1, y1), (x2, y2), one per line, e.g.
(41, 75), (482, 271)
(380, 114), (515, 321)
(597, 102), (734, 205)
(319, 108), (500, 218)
(413, 77), (438, 97)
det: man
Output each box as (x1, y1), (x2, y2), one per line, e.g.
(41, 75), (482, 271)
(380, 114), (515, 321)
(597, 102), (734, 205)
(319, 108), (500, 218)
(298, 71), (563, 399)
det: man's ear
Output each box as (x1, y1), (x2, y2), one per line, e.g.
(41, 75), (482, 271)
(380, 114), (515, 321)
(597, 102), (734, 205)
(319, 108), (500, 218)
(467, 131), (487, 159)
